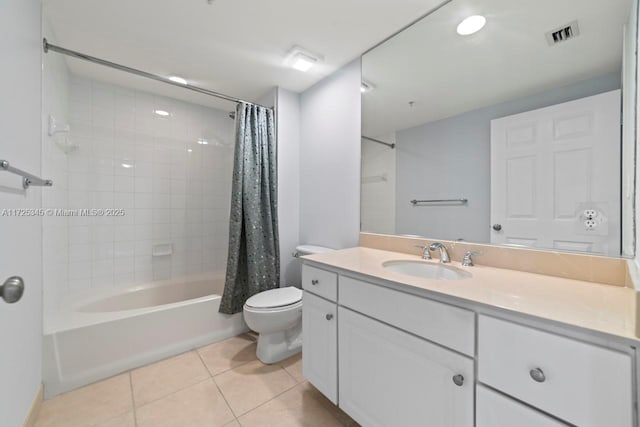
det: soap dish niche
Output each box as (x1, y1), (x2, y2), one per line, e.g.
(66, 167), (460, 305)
(48, 115), (78, 154)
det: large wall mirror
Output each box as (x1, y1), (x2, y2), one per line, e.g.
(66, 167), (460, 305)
(361, 0), (638, 258)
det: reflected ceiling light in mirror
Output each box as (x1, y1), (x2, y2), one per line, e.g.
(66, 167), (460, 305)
(456, 15), (487, 36)
(154, 109), (170, 117)
(361, 80), (375, 93)
(168, 76), (188, 85)
(286, 46), (321, 72)
(197, 138), (209, 145)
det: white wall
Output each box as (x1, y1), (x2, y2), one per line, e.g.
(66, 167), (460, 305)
(276, 88), (302, 286)
(395, 72), (622, 244)
(0, 0), (43, 425)
(300, 59), (361, 250)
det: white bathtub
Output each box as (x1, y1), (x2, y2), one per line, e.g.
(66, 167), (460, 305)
(43, 275), (248, 398)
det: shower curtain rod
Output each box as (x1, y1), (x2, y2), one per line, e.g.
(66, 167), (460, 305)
(43, 38), (273, 110)
(362, 135), (395, 149)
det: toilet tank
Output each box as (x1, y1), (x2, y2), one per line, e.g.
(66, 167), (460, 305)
(295, 245), (333, 256)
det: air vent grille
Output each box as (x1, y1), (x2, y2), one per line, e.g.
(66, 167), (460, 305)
(546, 20), (580, 46)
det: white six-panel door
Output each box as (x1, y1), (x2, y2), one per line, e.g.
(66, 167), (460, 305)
(490, 90), (621, 255)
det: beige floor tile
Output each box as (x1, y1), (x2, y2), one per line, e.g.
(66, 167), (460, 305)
(197, 334), (257, 376)
(238, 383), (343, 427)
(223, 420), (241, 427)
(215, 360), (298, 416)
(131, 351), (210, 407)
(300, 382), (359, 427)
(95, 411), (135, 427)
(135, 379), (235, 427)
(34, 374), (132, 427)
(280, 353), (304, 383)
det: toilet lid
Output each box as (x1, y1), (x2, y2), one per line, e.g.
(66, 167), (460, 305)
(245, 287), (302, 309)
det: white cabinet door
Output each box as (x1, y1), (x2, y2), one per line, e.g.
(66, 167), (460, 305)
(302, 291), (338, 403)
(477, 386), (568, 427)
(338, 307), (474, 427)
(491, 90), (621, 255)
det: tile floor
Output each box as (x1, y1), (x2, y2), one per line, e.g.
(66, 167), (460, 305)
(34, 334), (358, 427)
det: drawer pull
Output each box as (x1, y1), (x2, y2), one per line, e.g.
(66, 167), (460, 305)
(529, 368), (546, 383)
(311, 279), (319, 285)
(326, 313), (334, 321)
(452, 374), (464, 386)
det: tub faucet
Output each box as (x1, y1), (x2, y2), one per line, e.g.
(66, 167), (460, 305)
(429, 242), (450, 263)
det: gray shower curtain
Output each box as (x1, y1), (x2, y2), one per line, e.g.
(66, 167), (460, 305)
(219, 102), (279, 314)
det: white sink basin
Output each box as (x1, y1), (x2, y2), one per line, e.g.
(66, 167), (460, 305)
(382, 260), (471, 281)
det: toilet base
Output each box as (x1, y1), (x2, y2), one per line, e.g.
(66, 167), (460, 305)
(256, 322), (302, 364)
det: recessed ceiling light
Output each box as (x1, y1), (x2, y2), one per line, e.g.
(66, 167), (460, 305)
(361, 80), (375, 94)
(187, 148), (193, 153)
(154, 110), (170, 117)
(197, 138), (209, 145)
(457, 15), (486, 36)
(292, 53), (316, 72)
(168, 76), (188, 85)
(286, 46), (321, 72)
(121, 162), (134, 169)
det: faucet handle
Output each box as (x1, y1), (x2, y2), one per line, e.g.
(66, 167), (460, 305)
(413, 244), (432, 260)
(462, 251), (481, 267)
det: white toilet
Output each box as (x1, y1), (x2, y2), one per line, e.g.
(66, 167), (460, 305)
(243, 244), (333, 364)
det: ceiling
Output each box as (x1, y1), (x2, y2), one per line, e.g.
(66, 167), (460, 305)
(362, 0), (632, 137)
(44, 0), (448, 111)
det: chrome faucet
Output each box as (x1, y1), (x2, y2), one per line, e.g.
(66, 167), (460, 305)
(462, 251), (481, 267)
(413, 244), (432, 260)
(429, 242), (450, 263)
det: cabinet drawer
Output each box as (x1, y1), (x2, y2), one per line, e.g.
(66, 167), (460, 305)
(302, 264), (337, 301)
(477, 386), (568, 427)
(339, 275), (475, 356)
(478, 315), (633, 427)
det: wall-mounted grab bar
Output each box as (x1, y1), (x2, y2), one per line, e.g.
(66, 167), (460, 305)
(1, 160), (53, 189)
(410, 198), (467, 206)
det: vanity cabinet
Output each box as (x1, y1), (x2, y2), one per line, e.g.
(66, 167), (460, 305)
(339, 307), (474, 427)
(301, 263), (637, 427)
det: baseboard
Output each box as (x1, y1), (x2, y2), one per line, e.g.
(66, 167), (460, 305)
(22, 384), (43, 427)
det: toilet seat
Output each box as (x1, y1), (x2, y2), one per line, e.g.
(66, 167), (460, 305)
(244, 287), (302, 310)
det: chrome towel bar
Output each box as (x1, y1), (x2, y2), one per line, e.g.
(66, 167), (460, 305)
(1, 160), (53, 189)
(410, 198), (468, 206)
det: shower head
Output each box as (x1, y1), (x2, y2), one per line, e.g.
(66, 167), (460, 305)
(228, 111), (236, 120)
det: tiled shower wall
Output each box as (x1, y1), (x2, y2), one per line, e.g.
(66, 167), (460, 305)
(42, 69), (235, 318)
(65, 77), (235, 291)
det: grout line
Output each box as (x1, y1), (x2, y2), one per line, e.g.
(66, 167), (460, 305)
(231, 366), (300, 419)
(128, 372), (138, 427)
(134, 376), (212, 411)
(195, 349), (239, 424)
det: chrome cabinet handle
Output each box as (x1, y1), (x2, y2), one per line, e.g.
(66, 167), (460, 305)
(530, 368), (546, 383)
(325, 314), (334, 321)
(492, 224), (502, 231)
(1, 276), (25, 304)
(311, 279), (319, 285)
(452, 374), (464, 386)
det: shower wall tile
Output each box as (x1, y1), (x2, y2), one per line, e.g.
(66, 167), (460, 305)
(62, 75), (235, 293)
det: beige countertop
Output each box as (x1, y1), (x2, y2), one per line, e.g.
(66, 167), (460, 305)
(303, 247), (639, 342)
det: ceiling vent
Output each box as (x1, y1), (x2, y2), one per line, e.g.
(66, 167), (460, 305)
(546, 20), (580, 46)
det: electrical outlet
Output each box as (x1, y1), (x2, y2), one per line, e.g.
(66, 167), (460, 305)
(584, 219), (597, 230)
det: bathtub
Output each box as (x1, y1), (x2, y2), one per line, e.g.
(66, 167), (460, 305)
(42, 274), (248, 398)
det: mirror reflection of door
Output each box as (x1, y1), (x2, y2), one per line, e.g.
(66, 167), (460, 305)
(490, 90), (621, 255)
